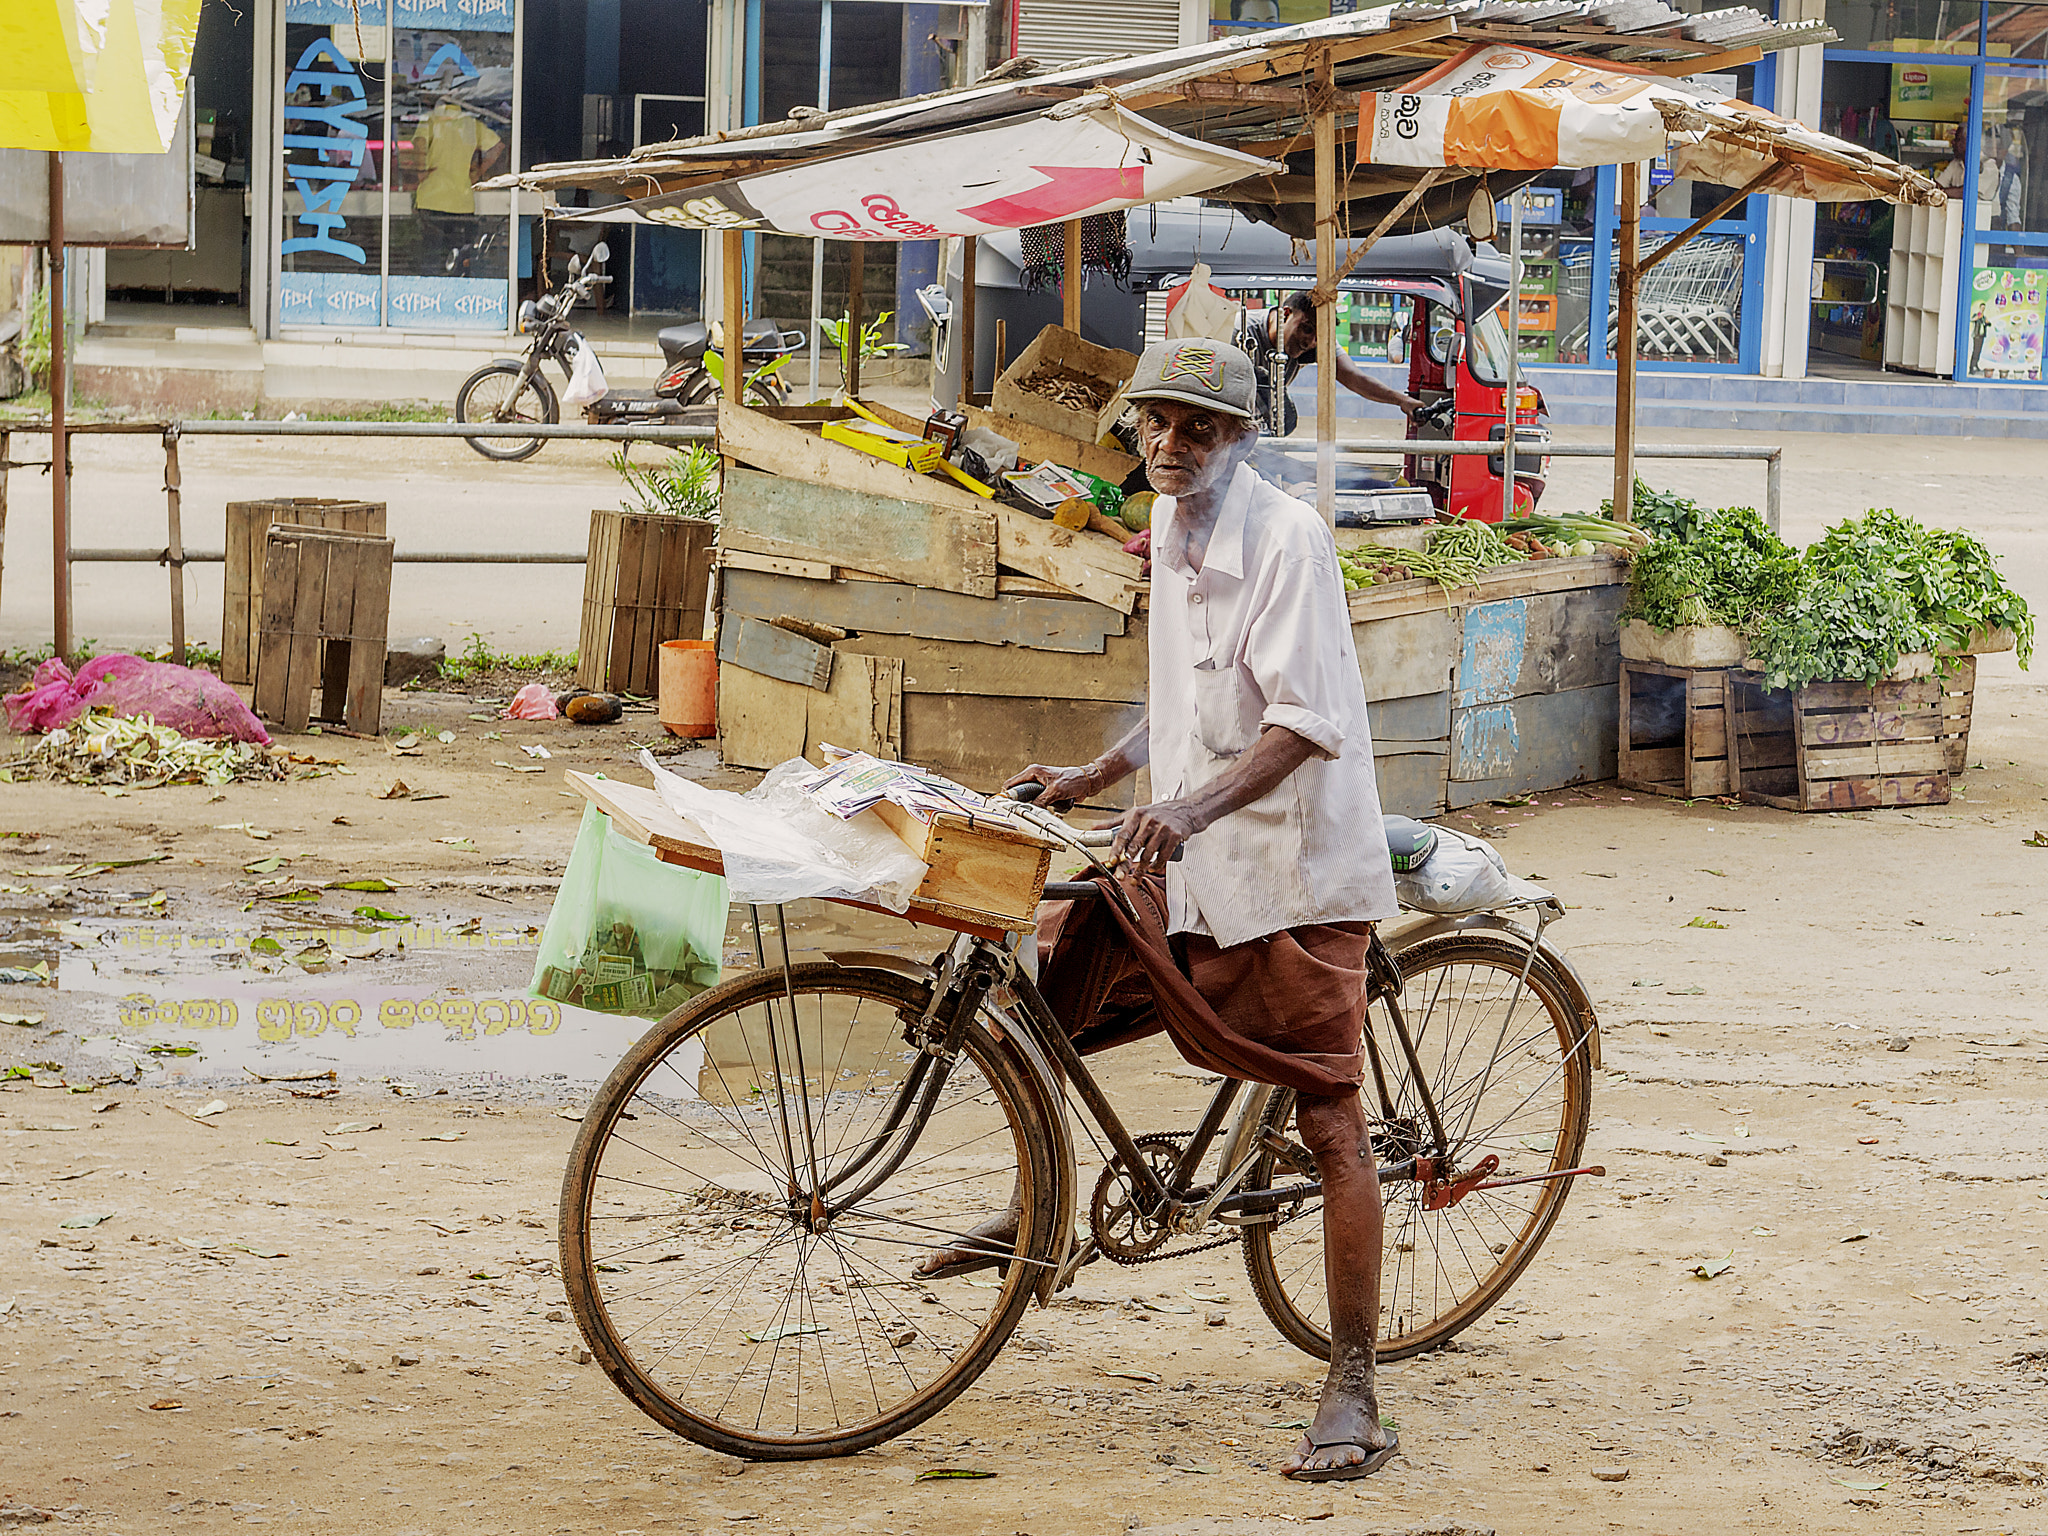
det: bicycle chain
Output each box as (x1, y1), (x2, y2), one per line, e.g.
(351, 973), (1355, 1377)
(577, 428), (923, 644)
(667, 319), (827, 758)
(1090, 1130), (1316, 1267)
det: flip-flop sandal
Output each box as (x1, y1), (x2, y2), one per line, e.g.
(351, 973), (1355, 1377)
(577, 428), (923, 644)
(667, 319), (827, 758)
(915, 1240), (1014, 1282)
(1283, 1430), (1400, 1483)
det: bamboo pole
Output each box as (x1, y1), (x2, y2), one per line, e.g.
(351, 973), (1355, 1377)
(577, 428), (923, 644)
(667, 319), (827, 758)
(958, 234), (978, 403)
(1613, 159), (1642, 524)
(723, 228), (745, 404)
(49, 152), (70, 656)
(1502, 188), (1522, 523)
(164, 429), (186, 664)
(1062, 218), (1082, 333)
(844, 239), (865, 399)
(1312, 53), (1337, 526)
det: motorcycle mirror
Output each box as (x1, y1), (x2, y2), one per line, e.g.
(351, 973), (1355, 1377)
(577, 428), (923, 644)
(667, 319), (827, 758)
(568, 255), (582, 278)
(1447, 332), (1466, 368)
(591, 241), (611, 266)
(915, 284), (952, 324)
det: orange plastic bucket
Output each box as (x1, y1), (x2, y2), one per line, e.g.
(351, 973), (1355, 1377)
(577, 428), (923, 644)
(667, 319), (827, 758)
(658, 639), (717, 739)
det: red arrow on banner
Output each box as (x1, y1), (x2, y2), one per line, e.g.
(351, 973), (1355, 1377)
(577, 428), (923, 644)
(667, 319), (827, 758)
(956, 165), (1147, 226)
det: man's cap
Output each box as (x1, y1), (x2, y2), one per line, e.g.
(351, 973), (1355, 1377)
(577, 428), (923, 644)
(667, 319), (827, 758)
(1123, 338), (1258, 421)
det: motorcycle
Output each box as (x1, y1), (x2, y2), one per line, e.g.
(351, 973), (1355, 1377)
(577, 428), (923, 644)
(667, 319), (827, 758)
(454, 240), (805, 463)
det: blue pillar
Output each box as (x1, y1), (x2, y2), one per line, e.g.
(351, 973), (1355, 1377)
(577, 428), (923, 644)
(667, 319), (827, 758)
(894, 4), (947, 354)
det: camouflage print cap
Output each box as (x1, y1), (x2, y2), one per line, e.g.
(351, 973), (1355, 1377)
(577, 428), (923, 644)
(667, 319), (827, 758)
(1122, 337), (1259, 421)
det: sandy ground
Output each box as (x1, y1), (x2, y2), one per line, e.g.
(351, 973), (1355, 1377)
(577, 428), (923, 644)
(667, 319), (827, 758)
(1, 427), (2045, 1533)
(0, 653), (2044, 1535)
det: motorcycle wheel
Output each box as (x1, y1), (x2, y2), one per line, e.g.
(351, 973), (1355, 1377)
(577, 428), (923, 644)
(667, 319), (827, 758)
(455, 362), (558, 462)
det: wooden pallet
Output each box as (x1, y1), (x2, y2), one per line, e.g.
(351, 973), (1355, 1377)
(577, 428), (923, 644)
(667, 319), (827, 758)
(221, 498), (385, 684)
(576, 512), (716, 697)
(1618, 660), (1731, 799)
(251, 525), (393, 736)
(1728, 669), (1953, 812)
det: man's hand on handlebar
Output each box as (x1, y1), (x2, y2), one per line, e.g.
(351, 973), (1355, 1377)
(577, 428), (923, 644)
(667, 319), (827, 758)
(1003, 762), (1101, 810)
(1103, 800), (1203, 875)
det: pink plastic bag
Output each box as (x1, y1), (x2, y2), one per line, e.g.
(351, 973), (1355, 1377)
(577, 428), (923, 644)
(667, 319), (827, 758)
(4, 654), (272, 745)
(503, 682), (560, 720)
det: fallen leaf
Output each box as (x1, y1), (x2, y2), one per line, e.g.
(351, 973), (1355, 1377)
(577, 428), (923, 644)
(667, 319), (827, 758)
(1832, 1478), (1889, 1491)
(521, 745), (552, 759)
(248, 936), (284, 956)
(419, 1133), (465, 1142)
(59, 1212), (113, 1229)
(243, 856), (285, 875)
(1688, 1255), (1734, 1280)
(352, 906), (411, 924)
(1264, 1419), (1312, 1430)
(264, 888), (323, 904)
(145, 1042), (198, 1056)
(1172, 1464), (1218, 1475)
(214, 822), (273, 840)
(1684, 916), (1728, 929)
(434, 837), (478, 851)
(436, 731), (455, 744)
(192, 1100), (229, 1119)
(1857, 1136), (1881, 1145)
(916, 1467), (994, 1481)
(1100, 1367), (1161, 1383)
(147, 1399), (184, 1411)
(742, 1322), (826, 1343)
(328, 878), (402, 893)
(1665, 985), (1707, 996)
(379, 781), (411, 800)
(327, 1121), (383, 1135)
(494, 761), (545, 774)
(230, 1243), (289, 1259)
(2024, 831), (2048, 848)
(1842, 1229), (1872, 1243)
(0, 1012), (45, 1027)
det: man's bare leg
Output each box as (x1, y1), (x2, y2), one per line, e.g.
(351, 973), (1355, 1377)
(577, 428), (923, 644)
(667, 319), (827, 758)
(913, 1201), (1021, 1277)
(1281, 1090), (1394, 1477)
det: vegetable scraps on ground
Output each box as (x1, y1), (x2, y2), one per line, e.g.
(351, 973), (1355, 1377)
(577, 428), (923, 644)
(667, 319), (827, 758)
(1618, 481), (2034, 691)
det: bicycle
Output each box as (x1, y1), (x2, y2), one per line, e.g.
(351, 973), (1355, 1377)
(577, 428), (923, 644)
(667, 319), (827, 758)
(557, 800), (1603, 1460)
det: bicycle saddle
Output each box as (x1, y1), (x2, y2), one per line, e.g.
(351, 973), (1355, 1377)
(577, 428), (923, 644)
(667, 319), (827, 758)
(1382, 814), (1438, 873)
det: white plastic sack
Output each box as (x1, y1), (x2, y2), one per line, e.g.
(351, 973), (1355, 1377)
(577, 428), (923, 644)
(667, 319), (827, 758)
(1395, 825), (1551, 915)
(1164, 262), (1239, 342)
(640, 752), (928, 911)
(561, 337), (609, 409)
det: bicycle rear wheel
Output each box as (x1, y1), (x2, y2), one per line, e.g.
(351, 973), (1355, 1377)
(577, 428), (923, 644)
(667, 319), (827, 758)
(1241, 933), (1593, 1361)
(560, 962), (1059, 1459)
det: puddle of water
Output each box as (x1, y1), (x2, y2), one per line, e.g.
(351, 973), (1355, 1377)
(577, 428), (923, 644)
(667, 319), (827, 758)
(13, 897), (934, 1089)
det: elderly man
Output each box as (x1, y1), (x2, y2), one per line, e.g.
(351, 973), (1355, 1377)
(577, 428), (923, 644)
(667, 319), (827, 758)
(1020, 337), (1400, 1481)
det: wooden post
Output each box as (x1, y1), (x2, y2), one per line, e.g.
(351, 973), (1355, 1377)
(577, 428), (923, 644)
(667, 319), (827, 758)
(958, 234), (978, 403)
(844, 239), (866, 399)
(722, 228), (745, 404)
(1312, 53), (1338, 526)
(1062, 218), (1082, 333)
(49, 152), (70, 657)
(164, 430), (186, 664)
(1613, 159), (1642, 524)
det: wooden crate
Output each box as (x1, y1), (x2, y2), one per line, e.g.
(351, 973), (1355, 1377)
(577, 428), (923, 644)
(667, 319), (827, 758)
(1938, 654), (1977, 775)
(989, 325), (1139, 445)
(251, 525), (393, 735)
(222, 497), (385, 684)
(577, 511), (717, 697)
(1618, 660), (1732, 799)
(1728, 669), (1951, 812)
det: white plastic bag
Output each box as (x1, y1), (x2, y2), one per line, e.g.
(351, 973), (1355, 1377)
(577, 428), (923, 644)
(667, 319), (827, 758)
(640, 752), (928, 911)
(1395, 825), (1550, 914)
(561, 337), (608, 409)
(1165, 262), (1239, 342)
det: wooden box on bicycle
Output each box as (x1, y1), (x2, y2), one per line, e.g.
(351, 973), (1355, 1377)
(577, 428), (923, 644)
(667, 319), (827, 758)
(565, 770), (1055, 937)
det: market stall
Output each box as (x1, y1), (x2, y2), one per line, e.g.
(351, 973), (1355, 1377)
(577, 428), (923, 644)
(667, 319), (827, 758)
(493, 5), (1941, 812)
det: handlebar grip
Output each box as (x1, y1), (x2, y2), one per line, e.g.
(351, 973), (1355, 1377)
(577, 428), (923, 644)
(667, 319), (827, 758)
(1007, 782), (1046, 803)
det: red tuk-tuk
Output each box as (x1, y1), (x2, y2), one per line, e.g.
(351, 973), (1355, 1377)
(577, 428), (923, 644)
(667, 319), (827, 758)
(1128, 213), (1549, 522)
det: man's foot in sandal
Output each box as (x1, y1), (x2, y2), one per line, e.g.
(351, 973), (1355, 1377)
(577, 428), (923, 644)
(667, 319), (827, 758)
(1281, 1355), (1398, 1481)
(913, 1208), (1021, 1281)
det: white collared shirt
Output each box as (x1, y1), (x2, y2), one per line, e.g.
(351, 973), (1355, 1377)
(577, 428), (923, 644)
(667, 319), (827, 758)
(1149, 462), (1398, 947)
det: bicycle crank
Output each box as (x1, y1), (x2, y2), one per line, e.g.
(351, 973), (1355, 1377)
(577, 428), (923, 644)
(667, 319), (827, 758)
(1089, 1133), (1191, 1263)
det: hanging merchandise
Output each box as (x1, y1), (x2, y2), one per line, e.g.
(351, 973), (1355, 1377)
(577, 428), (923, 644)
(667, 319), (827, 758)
(1164, 261), (1240, 341)
(1019, 212), (1133, 294)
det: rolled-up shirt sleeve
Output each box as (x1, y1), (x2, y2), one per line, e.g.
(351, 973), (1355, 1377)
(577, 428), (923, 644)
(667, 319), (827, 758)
(1242, 545), (1352, 762)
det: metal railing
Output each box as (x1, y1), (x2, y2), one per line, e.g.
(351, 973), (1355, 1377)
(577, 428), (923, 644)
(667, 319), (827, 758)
(0, 417), (717, 661)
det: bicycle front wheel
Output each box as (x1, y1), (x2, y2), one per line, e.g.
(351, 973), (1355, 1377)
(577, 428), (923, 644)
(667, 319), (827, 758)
(560, 962), (1059, 1459)
(1242, 934), (1593, 1361)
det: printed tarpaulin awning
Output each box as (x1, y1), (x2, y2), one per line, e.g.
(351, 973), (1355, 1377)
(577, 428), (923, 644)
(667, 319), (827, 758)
(1358, 43), (1944, 206)
(552, 104), (1284, 238)
(0, 0), (201, 154)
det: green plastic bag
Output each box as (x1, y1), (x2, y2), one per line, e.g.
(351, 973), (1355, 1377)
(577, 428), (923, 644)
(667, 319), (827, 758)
(531, 803), (729, 1020)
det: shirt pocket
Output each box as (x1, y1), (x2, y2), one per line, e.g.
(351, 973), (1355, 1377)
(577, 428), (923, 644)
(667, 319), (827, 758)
(1192, 663), (1256, 759)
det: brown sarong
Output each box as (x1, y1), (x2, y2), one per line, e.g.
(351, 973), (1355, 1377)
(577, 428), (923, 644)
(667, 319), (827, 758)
(1035, 873), (1371, 1100)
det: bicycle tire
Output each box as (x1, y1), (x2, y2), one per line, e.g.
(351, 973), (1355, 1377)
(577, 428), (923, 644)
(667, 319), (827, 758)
(560, 962), (1060, 1459)
(454, 361), (557, 461)
(1241, 933), (1593, 1361)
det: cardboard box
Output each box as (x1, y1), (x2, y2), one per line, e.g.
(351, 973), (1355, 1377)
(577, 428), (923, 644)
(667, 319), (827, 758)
(991, 325), (1139, 447)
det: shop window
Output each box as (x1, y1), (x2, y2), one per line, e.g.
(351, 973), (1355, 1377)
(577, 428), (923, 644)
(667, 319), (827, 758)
(388, 27), (514, 328)
(1985, 1), (2048, 61)
(1967, 245), (2048, 378)
(279, 12), (388, 327)
(1608, 231), (1746, 366)
(1980, 70), (2048, 235)
(1829, 0), (1981, 54)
